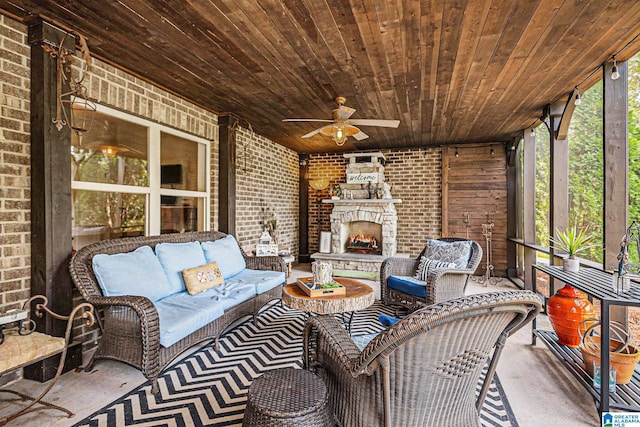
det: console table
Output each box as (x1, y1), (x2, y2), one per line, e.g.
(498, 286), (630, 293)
(532, 265), (640, 414)
(0, 295), (94, 425)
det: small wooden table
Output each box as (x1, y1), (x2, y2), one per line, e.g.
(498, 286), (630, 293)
(282, 277), (374, 332)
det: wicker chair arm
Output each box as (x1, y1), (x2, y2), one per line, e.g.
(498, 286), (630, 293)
(244, 255), (287, 275)
(424, 267), (474, 305)
(380, 257), (419, 279)
(83, 294), (160, 352)
(303, 315), (362, 376)
(380, 257), (419, 303)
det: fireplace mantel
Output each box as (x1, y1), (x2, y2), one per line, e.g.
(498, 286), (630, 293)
(322, 199), (402, 204)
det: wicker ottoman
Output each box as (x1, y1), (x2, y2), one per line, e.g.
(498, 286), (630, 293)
(243, 367), (334, 426)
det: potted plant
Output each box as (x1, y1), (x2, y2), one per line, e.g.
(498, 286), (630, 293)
(550, 226), (596, 272)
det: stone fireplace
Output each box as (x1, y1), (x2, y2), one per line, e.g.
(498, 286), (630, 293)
(331, 201), (398, 256)
(311, 152), (407, 279)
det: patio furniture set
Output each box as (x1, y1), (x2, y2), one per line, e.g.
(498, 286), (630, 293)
(3, 234), (541, 426)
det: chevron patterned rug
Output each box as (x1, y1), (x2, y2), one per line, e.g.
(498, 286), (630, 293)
(74, 301), (518, 427)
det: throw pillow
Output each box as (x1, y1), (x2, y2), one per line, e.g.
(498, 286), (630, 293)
(201, 235), (247, 279)
(423, 239), (472, 269)
(92, 245), (172, 302)
(155, 241), (206, 295)
(182, 261), (224, 295)
(414, 256), (456, 281)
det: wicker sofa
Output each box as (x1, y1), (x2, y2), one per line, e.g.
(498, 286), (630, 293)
(69, 231), (286, 394)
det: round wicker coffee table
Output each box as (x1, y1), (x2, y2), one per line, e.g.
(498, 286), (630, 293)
(243, 367), (334, 426)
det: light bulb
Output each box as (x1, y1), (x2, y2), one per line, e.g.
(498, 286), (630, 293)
(574, 93), (581, 105)
(332, 126), (347, 146)
(490, 147), (495, 156)
(611, 65), (620, 80)
(455, 148), (459, 158)
(611, 56), (620, 80)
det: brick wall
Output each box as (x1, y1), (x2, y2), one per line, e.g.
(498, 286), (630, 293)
(235, 127), (299, 257)
(308, 148), (442, 259)
(0, 16), (31, 312)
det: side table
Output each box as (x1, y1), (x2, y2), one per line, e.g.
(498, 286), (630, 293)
(0, 295), (94, 426)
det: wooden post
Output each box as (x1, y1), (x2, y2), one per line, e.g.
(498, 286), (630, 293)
(506, 139), (518, 278)
(218, 114), (238, 235)
(441, 146), (451, 237)
(523, 128), (537, 290)
(604, 60), (629, 327)
(298, 154), (310, 262)
(603, 60), (628, 270)
(549, 112), (569, 264)
(27, 19), (81, 380)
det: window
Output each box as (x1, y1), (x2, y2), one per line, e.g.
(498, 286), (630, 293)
(71, 105), (210, 250)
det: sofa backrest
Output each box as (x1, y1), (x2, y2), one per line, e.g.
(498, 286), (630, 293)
(70, 231), (233, 300)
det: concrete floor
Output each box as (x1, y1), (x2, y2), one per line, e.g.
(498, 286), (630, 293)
(0, 264), (601, 427)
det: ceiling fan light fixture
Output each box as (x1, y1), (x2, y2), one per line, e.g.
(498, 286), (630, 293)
(333, 126), (347, 146)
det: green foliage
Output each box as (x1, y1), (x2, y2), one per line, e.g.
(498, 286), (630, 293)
(567, 81), (603, 262)
(535, 125), (550, 247)
(550, 226), (597, 258)
(629, 54), (640, 265)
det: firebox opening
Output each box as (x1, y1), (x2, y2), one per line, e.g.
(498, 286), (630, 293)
(341, 221), (383, 255)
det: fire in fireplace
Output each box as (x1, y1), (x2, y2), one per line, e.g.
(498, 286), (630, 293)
(342, 221), (383, 255)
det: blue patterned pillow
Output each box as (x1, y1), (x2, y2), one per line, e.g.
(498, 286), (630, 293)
(423, 239), (472, 269)
(414, 256), (456, 281)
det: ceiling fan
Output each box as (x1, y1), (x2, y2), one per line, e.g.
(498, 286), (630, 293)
(283, 97), (400, 146)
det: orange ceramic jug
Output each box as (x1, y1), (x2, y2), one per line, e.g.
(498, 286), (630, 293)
(547, 284), (596, 347)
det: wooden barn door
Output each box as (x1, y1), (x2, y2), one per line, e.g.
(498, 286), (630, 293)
(442, 144), (508, 276)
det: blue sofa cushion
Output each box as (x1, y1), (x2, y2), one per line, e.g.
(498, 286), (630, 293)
(202, 282), (257, 311)
(226, 269), (285, 294)
(155, 292), (224, 347)
(387, 275), (426, 298)
(92, 246), (172, 302)
(424, 239), (472, 269)
(201, 235), (247, 279)
(155, 241), (206, 295)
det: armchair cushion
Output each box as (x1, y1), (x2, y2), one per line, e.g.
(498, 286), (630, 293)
(424, 238), (472, 269)
(387, 275), (426, 298)
(201, 235), (247, 279)
(414, 256), (456, 280)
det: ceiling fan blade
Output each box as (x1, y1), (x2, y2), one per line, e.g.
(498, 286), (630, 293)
(335, 106), (356, 121)
(348, 119), (400, 128)
(352, 131), (369, 141)
(301, 124), (336, 138)
(282, 118), (334, 123)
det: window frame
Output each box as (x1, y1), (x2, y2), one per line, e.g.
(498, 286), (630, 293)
(71, 103), (211, 236)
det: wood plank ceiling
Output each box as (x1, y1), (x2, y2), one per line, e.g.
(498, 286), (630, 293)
(2, 0), (640, 153)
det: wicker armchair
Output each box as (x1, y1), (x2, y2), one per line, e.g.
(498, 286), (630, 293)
(380, 237), (482, 310)
(69, 231), (286, 394)
(303, 290), (542, 427)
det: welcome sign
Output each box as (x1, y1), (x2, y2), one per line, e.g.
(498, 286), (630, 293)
(346, 172), (379, 184)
